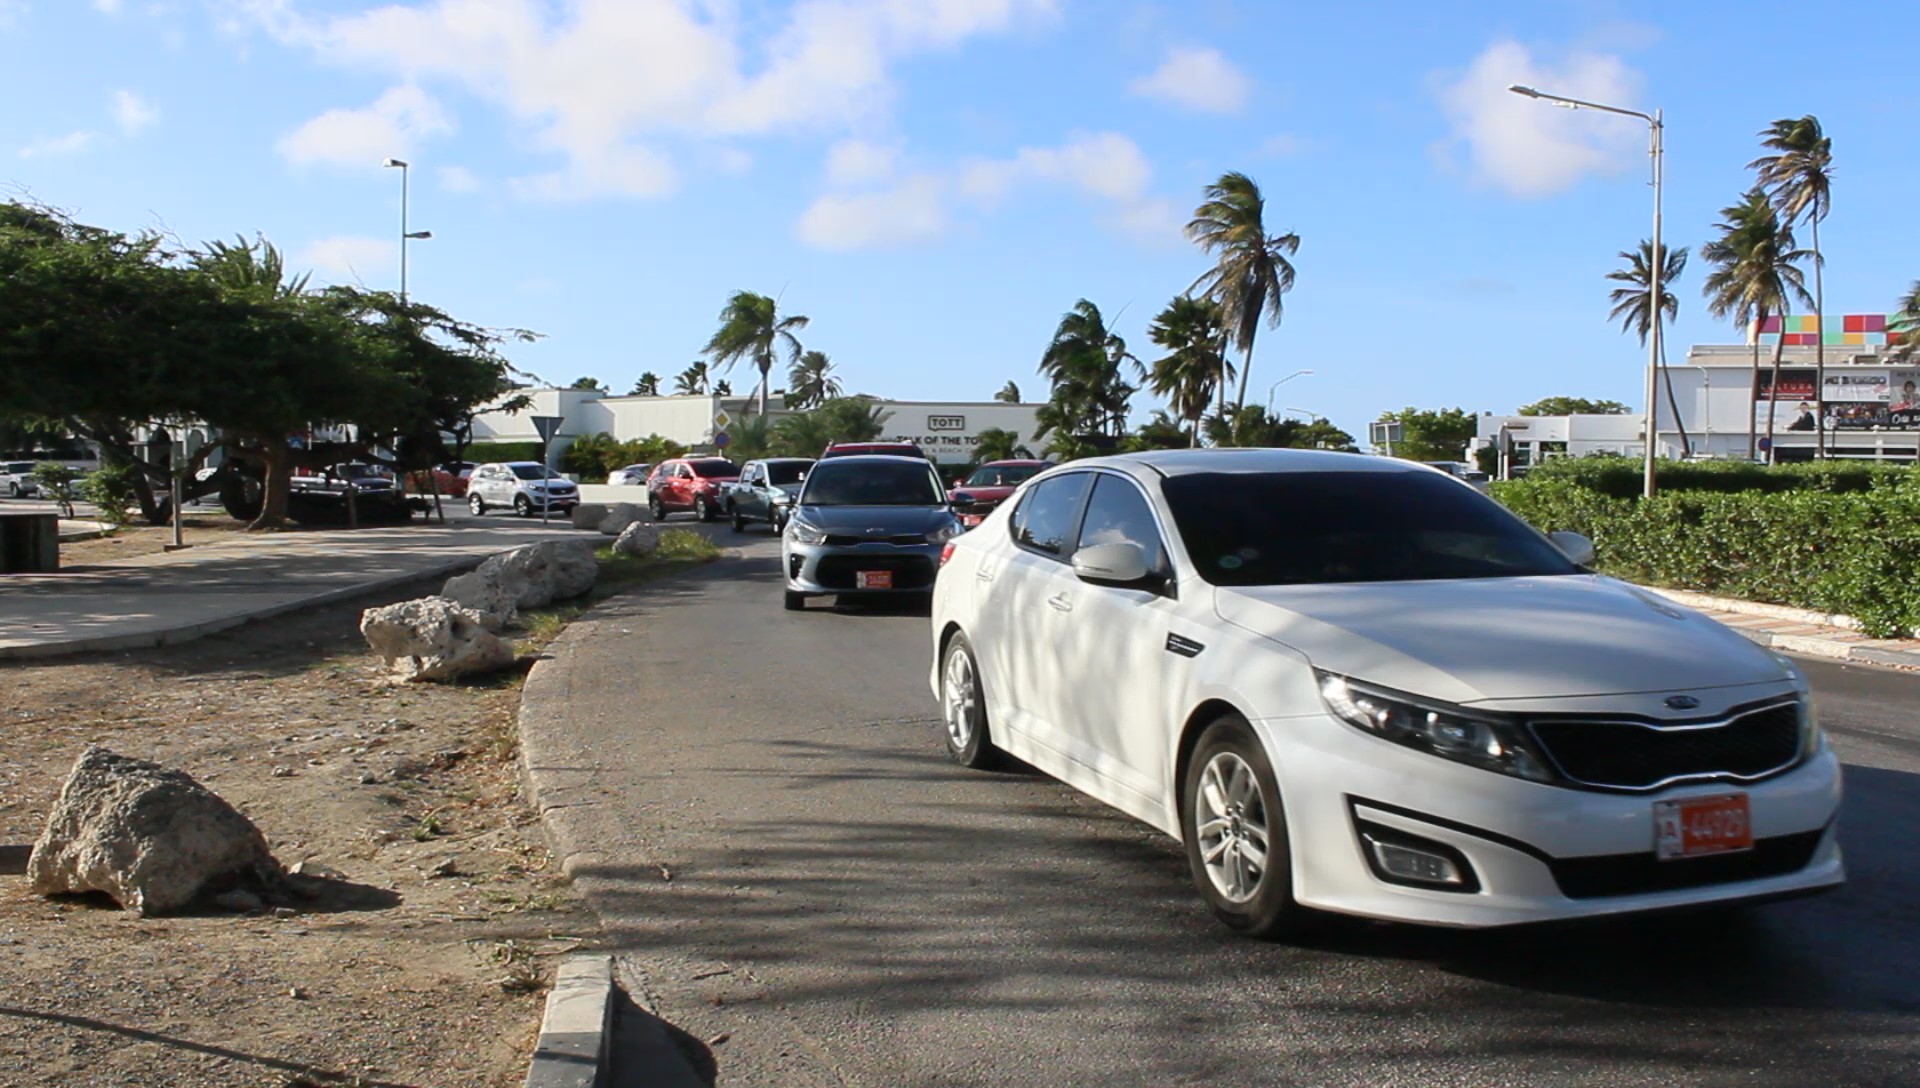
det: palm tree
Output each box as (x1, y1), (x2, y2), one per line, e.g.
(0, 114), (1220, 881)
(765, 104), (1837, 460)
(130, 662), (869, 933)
(674, 362), (710, 396)
(786, 350), (842, 410)
(1701, 188), (1813, 461)
(630, 372), (660, 396)
(993, 380), (1021, 403)
(1186, 171), (1299, 416)
(192, 234), (311, 300)
(1037, 299), (1137, 444)
(702, 290), (808, 416)
(714, 379), (732, 396)
(1145, 295), (1232, 446)
(1751, 116), (1833, 456)
(1607, 240), (1691, 456)
(1890, 281), (1920, 361)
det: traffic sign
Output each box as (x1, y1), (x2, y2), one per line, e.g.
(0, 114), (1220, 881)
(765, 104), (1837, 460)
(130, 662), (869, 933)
(713, 409), (732, 430)
(531, 415), (564, 442)
(1757, 437), (1772, 452)
(714, 431), (731, 449)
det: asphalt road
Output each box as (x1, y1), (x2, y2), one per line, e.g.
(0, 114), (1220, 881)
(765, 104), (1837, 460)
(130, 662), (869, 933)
(558, 526), (1920, 1088)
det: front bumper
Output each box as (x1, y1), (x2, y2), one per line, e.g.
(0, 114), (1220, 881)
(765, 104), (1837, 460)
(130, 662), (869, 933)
(525, 490), (578, 509)
(1254, 711), (1844, 927)
(785, 537), (944, 596)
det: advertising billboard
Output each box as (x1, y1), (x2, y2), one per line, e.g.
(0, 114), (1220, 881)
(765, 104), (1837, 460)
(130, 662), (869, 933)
(1754, 369), (1819, 432)
(1819, 369), (1920, 430)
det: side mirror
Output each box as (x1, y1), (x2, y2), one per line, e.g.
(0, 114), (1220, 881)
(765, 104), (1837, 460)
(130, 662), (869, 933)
(1549, 530), (1595, 567)
(950, 490), (976, 507)
(1072, 541), (1155, 588)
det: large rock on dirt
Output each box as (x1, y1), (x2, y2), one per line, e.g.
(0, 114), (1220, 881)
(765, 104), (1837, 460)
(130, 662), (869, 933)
(28, 746), (283, 916)
(597, 503), (647, 536)
(613, 520), (659, 557)
(441, 567), (521, 630)
(360, 597), (515, 682)
(569, 503), (609, 531)
(492, 539), (599, 608)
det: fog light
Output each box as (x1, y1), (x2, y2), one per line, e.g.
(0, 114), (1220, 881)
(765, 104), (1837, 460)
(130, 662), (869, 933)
(1370, 840), (1462, 885)
(1355, 820), (1480, 892)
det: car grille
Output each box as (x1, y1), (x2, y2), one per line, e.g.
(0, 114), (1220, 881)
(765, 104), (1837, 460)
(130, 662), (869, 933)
(823, 534), (925, 546)
(1528, 701), (1802, 791)
(1548, 829), (1825, 899)
(814, 554), (935, 590)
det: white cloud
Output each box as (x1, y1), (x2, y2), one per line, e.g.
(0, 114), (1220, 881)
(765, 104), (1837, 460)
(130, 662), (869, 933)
(226, 0), (1058, 201)
(294, 235), (393, 282)
(438, 164), (481, 193)
(19, 131), (96, 158)
(92, 0), (123, 12)
(113, 90), (157, 134)
(0, 1), (27, 31)
(825, 138), (898, 186)
(960, 131), (1152, 205)
(797, 175), (949, 251)
(1435, 39), (1645, 198)
(277, 84), (451, 170)
(1128, 46), (1250, 114)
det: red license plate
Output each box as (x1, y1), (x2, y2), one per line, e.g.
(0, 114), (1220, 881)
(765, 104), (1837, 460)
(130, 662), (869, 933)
(855, 570), (893, 590)
(1654, 793), (1752, 859)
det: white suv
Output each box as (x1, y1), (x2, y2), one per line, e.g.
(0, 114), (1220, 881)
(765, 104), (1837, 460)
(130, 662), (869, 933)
(2, 462), (41, 498)
(465, 462), (580, 517)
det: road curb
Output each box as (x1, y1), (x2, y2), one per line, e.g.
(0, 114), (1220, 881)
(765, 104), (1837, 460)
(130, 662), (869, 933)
(524, 955), (615, 1088)
(0, 554), (487, 660)
(1641, 585), (1920, 670)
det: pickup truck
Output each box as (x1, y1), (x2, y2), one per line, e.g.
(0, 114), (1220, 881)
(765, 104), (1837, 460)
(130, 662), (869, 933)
(723, 457), (815, 534)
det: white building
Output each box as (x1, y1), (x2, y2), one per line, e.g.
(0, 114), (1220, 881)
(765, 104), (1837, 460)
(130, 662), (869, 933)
(468, 389), (1045, 467)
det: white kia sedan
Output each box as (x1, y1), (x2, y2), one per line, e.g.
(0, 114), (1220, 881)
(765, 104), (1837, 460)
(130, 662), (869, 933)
(928, 449), (1843, 935)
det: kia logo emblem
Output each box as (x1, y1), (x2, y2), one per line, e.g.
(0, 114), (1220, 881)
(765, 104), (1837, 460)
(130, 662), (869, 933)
(1665, 695), (1701, 711)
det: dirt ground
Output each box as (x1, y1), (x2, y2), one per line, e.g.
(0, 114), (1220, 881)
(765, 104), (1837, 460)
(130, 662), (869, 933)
(58, 516), (258, 567)
(0, 575), (598, 1088)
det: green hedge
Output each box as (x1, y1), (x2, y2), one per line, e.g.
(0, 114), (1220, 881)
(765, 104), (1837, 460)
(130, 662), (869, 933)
(463, 441), (546, 465)
(1494, 477), (1920, 638)
(1521, 454), (1914, 497)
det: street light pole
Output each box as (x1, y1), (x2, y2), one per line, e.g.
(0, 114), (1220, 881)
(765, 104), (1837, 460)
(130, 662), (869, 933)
(1510, 85), (1663, 499)
(1265, 369), (1315, 415)
(383, 158), (433, 304)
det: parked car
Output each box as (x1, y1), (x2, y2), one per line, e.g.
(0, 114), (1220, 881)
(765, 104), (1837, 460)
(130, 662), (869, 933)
(405, 463), (471, 499)
(646, 457), (739, 521)
(1, 461), (40, 498)
(930, 448), (1841, 936)
(946, 459), (1049, 527)
(607, 463), (652, 487)
(465, 462), (580, 517)
(821, 441), (930, 460)
(724, 457), (815, 533)
(281, 463), (411, 524)
(1421, 460), (1492, 494)
(782, 455), (963, 611)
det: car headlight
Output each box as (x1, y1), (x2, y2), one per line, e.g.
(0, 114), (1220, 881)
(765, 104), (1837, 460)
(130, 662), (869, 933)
(1317, 671), (1555, 783)
(1796, 693), (1823, 761)
(927, 519), (964, 544)
(786, 519), (828, 545)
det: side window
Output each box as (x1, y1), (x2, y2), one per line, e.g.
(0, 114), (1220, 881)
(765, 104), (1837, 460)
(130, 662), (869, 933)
(1012, 473), (1092, 558)
(1076, 475), (1167, 573)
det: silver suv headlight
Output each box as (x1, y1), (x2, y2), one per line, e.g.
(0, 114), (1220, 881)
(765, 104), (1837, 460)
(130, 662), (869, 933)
(1317, 671), (1555, 783)
(786, 519), (828, 545)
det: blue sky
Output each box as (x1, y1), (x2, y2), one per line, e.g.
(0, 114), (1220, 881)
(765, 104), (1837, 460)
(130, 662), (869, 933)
(5, 1), (1916, 442)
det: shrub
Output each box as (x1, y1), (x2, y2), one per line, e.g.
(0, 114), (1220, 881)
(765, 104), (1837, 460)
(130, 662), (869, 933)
(464, 441), (546, 465)
(74, 462), (141, 529)
(1494, 474), (1920, 638)
(1522, 454), (1911, 498)
(30, 462), (79, 517)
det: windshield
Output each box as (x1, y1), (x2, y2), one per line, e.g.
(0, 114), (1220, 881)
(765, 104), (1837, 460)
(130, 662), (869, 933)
(767, 461), (811, 486)
(690, 460), (737, 478)
(1161, 471), (1580, 586)
(964, 463), (1042, 488)
(510, 465), (560, 480)
(4, 463), (33, 474)
(799, 461), (945, 507)
(340, 465), (386, 480)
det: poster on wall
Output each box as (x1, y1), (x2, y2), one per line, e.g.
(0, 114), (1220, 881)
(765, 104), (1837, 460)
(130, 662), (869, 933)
(1822, 369), (1920, 430)
(1753, 368), (1819, 432)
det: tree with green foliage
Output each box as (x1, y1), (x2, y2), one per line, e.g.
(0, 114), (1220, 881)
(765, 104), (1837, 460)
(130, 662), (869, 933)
(630, 372), (661, 396)
(1146, 295), (1230, 446)
(1701, 188), (1813, 461)
(970, 427), (1026, 464)
(1518, 397), (1633, 416)
(568, 376), (607, 392)
(703, 289), (807, 416)
(674, 362), (710, 395)
(1186, 171), (1298, 416)
(1375, 407), (1478, 462)
(993, 381), (1021, 403)
(786, 350), (841, 410)
(1206, 405), (1356, 451)
(1751, 115), (1833, 456)
(1123, 411), (1193, 452)
(1891, 281), (1920, 362)
(1605, 239), (1691, 455)
(773, 398), (890, 457)
(1035, 299), (1136, 455)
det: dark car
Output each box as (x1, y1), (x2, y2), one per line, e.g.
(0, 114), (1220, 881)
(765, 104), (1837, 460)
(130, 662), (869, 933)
(946, 459), (1049, 527)
(647, 457), (739, 521)
(724, 457), (815, 533)
(781, 455), (963, 611)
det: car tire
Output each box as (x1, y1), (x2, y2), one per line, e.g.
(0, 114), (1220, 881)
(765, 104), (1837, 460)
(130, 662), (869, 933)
(468, 494), (486, 516)
(513, 495), (533, 517)
(696, 495), (715, 522)
(783, 590), (806, 611)
(730, 505), (747, 533)
(1181, 713), (1299, 938)
(939, 632), (1005, 770)
(6, 482), (17, 497)
(649, 496), (666, 521)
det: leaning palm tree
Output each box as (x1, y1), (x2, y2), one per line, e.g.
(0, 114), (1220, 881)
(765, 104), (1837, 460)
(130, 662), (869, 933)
(1607, 240), (1691, 456)
(630, 372), (660, 396)
(786, 350), (842, 410)
(993, 380), (1021, 403)
(1701, 188), (1813, 461)
(1751, 116), (1834, 456)
(1146, 295), (1232, 446)
(1186, 171), (1299, 416)
(1889, 281), (1920, 362)
(673, 361), (710, 396)
(1038, 299), (1138, 441)
(703, 290), (808, 417)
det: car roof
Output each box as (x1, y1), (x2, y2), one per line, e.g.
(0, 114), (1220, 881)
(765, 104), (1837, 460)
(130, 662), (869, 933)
(975, 459), (1048, 467)
(754, 456), (816, 464)
(807, 454), (935, 466)
(1062, 448), (1420, 479)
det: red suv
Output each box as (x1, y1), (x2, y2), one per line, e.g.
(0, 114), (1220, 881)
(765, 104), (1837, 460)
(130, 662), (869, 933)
(821, 441), (929, 460)
(646, 457), (739, 521)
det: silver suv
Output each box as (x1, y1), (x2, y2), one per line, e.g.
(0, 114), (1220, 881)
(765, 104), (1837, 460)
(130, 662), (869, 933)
(1, 462), (40, 498)
(465, 462), (580, 517)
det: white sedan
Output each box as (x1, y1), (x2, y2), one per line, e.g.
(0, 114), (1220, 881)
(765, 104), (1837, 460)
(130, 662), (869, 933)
(929, 449), (1842, 935)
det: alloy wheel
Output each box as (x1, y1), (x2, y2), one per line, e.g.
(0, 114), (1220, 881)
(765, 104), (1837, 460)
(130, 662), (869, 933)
(943, 646), (978, 751)
(1193, 751), (1270, 904)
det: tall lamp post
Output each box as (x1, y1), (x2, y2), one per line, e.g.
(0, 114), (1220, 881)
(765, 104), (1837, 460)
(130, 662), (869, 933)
(1265, 369), (1315, 415)
(382, 158), (433, 303)
(1509, 85), (1662, 498)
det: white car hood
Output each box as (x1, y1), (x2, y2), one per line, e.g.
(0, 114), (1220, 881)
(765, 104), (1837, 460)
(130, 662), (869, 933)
(1214, 575), (1791, 703)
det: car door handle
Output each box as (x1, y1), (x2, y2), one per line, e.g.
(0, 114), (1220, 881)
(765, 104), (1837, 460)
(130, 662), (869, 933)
(975, 568), (994, 583)
(1047, 593), (1073, 613)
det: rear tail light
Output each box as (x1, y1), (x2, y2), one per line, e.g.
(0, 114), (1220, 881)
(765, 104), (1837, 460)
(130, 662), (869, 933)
(938, 542), (956, 568)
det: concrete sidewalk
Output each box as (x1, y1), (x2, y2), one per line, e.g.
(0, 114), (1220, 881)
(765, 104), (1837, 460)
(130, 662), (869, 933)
(1644, 586), (1920, 670)
(0, 515), (586, 659)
